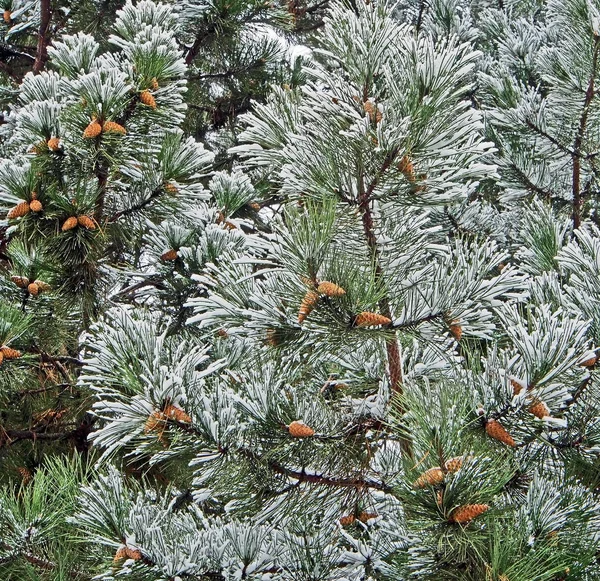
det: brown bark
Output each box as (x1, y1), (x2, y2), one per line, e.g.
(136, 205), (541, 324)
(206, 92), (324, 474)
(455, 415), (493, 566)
(33, 0), (52, 73)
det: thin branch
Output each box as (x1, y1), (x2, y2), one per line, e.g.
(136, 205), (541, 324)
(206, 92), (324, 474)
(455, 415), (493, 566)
(572, 35), (600, 230)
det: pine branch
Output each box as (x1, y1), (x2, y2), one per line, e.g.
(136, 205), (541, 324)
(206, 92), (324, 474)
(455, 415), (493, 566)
(237, 447), (393, 492)
(358, 148), (403, 394)
(0, 544), (88, 580)
(32, 0), (52, 73)
(572, 35), (600, 230)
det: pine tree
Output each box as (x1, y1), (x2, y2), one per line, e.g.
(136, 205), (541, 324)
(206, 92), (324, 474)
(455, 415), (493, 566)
(2, 0), (600, 579)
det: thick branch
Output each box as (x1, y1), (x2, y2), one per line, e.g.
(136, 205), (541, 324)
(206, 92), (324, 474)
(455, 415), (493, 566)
(32, 0), (52, 73)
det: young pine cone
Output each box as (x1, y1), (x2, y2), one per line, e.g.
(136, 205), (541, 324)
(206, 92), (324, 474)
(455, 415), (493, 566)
(511, 379), (524, 395)
(103, 121), (127, 135)
(485, 419), (516, 447)
(61, 216), (78, 231)
(3, 9), (11, 23)
(83, 120), (102, 139)
(288, 420), (315, 438)
(150, 77), (159, 90)
(163, 404), (192, 423)
(413, 467), (444, 488)
(30, 199), (43, 212)
(47, 137), (61, 151)
(17, 467), (32, 484)
(1, 346), (21, 359)
(113, 546), (128, 563)
(164, 182), (178, 194)
(339, 514), (355, 526)
(7, 201), (30, 219)
(161, 249), (178, 261)
(298, 290), (319, 324)
(27, 282), (39, 296)
(363, 100), (382, 123)
(449, 503), (489, 524)
(358, 512), (378, 523)
(444, 456), (465, 473)
(11, 276), (30, 288)
(398, 155), (416, 180)
(78, 215), (96, 230)
(125, 547), (142, 560)
(529, 399), (550, 419)
(449, 322), (462, 341)
(139, 90), (157, 109)
(144, 410), (166, 433)
(354, 312), (391, 328)
(317, 281), (346, 297)
(580, 356), (597, 367)
(33, 280), (51, 292)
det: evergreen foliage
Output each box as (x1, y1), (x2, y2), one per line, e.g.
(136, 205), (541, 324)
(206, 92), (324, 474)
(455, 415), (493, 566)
(2, 0), (600, 579)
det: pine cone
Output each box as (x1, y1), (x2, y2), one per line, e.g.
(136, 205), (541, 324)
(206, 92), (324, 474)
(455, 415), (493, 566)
(33, 280), (51, 292)
(485, 419), (516, 447)
(17, 467), (32, 484)
(449, 322), (462, 341)
(224, 220), (237, 230)
(83, 120), (102, 139)
(265, 328), (280, 346)
(317, 281), (346, 297)
(164, 404), (192, 423)
(144, 411), (166, 433)
(398, 155), (416, 180)
(363, 101), (382, 123)
(61, 216), (78, 231)
(414, 467), (444, 488)
(298, 290), (319, 323)
(150, 77), (159, 90)
(161, 249), (178, 261)
(29, 141), (46, 154)
(30, 199), (43, 212)
(449, 503), (489, 523)
(113, 546), (128, 563)
(288, 420), (315, 438)
(249, 202), (261, 211)
(103, 120), (126, 135)
(3, 9), (11, 23)
(444, 456), (465, 473)
(511, 379), (524, 395)
(339, 514), (355, 526)
(11, 276), (30, 288)
(78, 215), (96, 230)
(7, 201), (31, 219)
(164, 182), (178, 194)
(0, 351), (4, 366)
(47, 137), (61, 151)
(27, 282), (39, 296)
(1, 346), (21, 359)
(580, 356), (597, 367)
(354, 312), (391, 327)
(140, 90), (157, 109)
(358, 512), (378, 523)
(125, 547), (142, 560)
(529, 399), (550, 419)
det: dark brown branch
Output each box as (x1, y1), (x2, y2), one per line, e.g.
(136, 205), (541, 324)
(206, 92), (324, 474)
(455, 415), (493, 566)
(32, 0), (52, 73)
(572, 35), (600, 230)
(237, 447), (392, 492)
(358, 148), (404, 396)
(108, 187), (163, 222)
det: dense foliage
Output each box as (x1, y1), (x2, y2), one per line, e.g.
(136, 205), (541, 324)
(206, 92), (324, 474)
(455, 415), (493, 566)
(2, 0), (600, 579)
